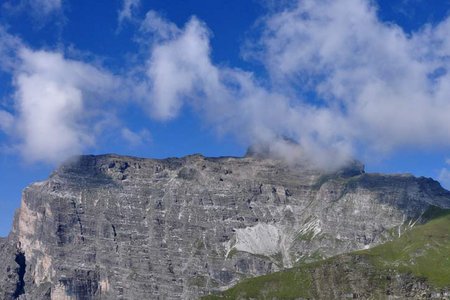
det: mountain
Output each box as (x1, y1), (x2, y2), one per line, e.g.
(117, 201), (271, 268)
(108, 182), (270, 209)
(0, 153), (449, 299)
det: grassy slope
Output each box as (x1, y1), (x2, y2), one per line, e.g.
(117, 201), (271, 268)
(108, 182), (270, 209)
(361, 206), (450, 287)
(204, 207), (450, 299)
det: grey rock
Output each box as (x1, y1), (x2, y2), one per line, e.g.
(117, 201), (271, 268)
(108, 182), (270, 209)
(0, 154), (449, 299)
(0, 237), (21, 300)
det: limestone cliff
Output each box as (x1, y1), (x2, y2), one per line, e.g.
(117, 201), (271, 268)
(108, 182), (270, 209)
(0, 154), (449, 299)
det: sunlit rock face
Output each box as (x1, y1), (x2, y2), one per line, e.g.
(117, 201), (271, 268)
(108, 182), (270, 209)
(0, 154), (449, 299)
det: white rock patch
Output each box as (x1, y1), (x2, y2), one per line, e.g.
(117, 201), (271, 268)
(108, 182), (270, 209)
(234, 223), (280, 256)
(299, 219), (322, 239)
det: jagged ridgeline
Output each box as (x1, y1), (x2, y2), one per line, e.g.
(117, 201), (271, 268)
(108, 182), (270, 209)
(0, 154), (449, 299)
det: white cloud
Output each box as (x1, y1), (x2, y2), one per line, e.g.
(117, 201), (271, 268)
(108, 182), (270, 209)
(140, 10), (179, 40)
(13, 48), (118, 163)
(253, 0), (450, 154)
(3, 0), (450, 171)
(32, 0), (61, 15)
(439, 168), (450, 190)
(0, 28), (124, 164)
(2, 0), (62, 18)
(0, 110), (14, 133)
(15, 72), (87, 162)
(140, 2), (450, 170)
(146, 16), (223, 120)
(118, 0), (140, 25)
(121, 128), (151, 147)
(0, 27), (21, 72)
(143, 12), (353, 169)
(439, 158), (450, 189)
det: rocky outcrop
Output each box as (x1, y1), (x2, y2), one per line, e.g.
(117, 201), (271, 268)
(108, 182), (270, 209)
(0, 238), (20, 299)
(0, 154), (449, 299)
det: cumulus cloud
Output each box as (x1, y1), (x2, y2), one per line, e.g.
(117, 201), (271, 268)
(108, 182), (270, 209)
(13, 49), (119, 163)
(140, 1), (450, 170)
(118, 0), (140, 25)
(146, 16), (224, 120)
(0, 28), (123, 164)
(254, 0), (450, 153)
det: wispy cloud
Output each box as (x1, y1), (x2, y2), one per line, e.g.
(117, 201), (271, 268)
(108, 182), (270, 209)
(439, 168), (450, 190)
(440, 158), (450, 189)
(118, 0), (140, 25)
(0, 110), (13, 133)
(140, 10), (179, 40)
(31, 0), (62, 16)
(121, 128), (151, 147)
(2, 0), (63, 19)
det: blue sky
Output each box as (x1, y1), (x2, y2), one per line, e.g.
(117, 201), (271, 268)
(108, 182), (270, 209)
(1, 0), (450, 236)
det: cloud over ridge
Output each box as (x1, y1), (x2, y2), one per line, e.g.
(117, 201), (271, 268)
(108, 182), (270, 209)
(142, 0), (450, 169)
(2, 0), (450, 171)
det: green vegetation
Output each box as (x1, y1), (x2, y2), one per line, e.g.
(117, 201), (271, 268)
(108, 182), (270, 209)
(203, 207), (450, 299)
(359, 206), (450, 288)
(202, 267), (312, 300)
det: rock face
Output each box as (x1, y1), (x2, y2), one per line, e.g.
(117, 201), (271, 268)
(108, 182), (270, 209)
(0, 154), (449, 299)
